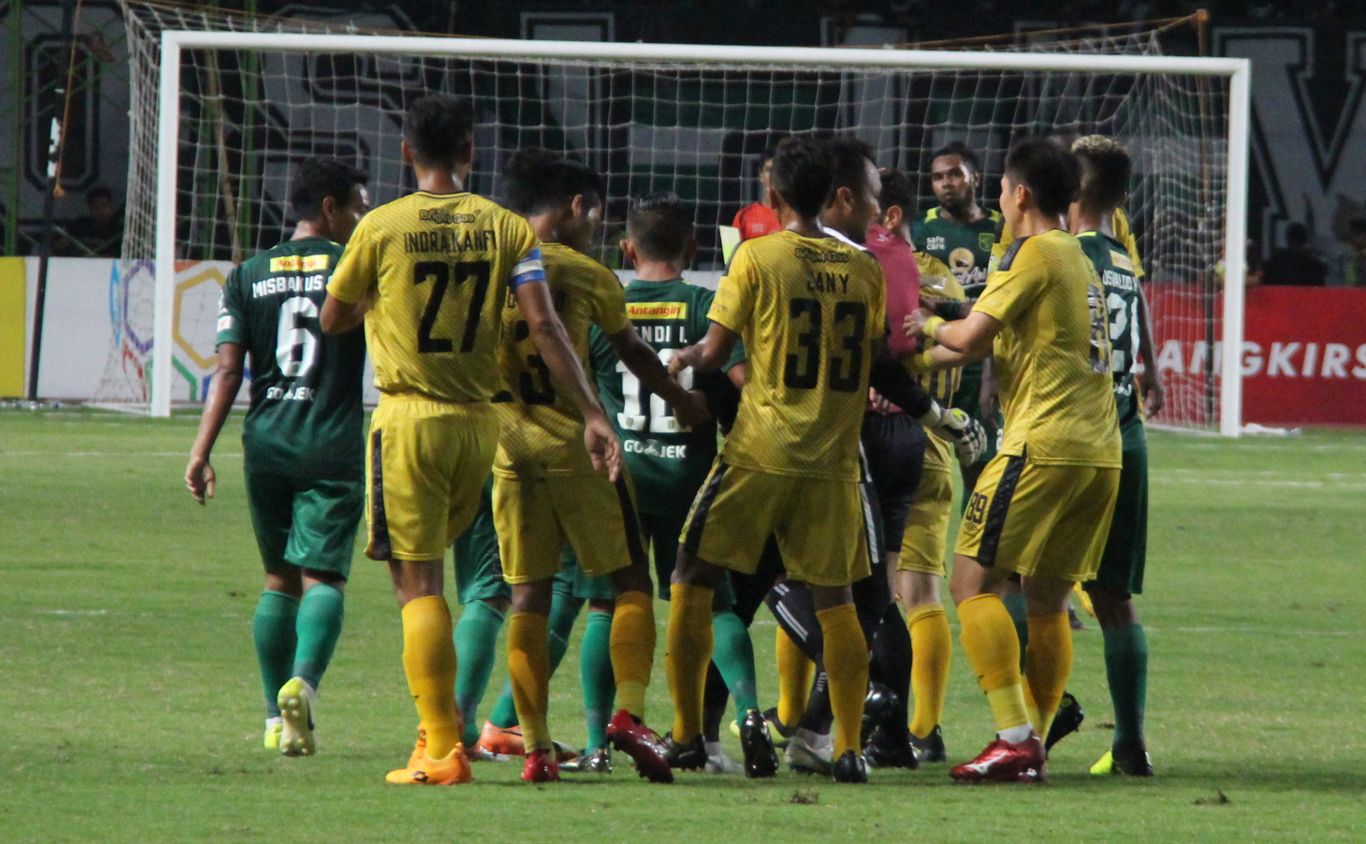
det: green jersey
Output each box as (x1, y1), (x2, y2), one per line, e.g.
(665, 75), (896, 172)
(912, 206), (1002, 418)
(911, 206), (1001, 294)
(1077, 230), (1144, 447)
(588, 278), (743, 515)
(215, 237), (366, 479)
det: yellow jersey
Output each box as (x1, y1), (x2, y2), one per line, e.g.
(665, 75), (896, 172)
(915, 256), (966, 471)
(493, 241), (629, 477)
(972, 229), (1121, 468)
(709, 230), (886, 481)
(991, 209), (1142, 277)
(327, 190), (543, 403)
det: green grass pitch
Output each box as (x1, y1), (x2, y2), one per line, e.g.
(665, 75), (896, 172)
(1, 410), (1362, 842)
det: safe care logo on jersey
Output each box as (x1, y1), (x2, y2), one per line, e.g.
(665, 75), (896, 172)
(627, 301), (687, 320)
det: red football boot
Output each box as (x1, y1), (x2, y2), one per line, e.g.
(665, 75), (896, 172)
(521, 749), (560, 783)
(605, 709), (674, 783)
(950, 734), (1046, 783)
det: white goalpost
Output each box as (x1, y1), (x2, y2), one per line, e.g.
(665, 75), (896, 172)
(107, 3), (1250, 435)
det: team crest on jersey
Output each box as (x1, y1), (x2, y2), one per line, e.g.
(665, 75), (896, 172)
(978, 232), (995, 252)
(627, 301), (686, 320)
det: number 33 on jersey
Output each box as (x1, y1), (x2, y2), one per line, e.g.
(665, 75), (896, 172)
(709, 230), (886, 482)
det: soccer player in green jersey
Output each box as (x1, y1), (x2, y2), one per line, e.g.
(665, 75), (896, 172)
(1069, 135), (1163, 777)
(912, 142), (1005, 494)
(587, 192), (760, 774)
(185, 158), (370, 757)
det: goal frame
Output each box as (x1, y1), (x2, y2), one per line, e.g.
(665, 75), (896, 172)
(150, 31), (1251, 435)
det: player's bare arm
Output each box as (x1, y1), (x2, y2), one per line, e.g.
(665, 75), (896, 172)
(668, 320), (740, 376)
(906, 307), (1002, 362)
(1135, 285), (1165, 415)
(514, 278), (623, 480)
(608, 325), (711, 429)
(319, 293), (367, 335)
(185, 341), (245, 504)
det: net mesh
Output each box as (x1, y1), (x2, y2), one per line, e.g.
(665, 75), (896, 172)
(102, 1), (1230, 431)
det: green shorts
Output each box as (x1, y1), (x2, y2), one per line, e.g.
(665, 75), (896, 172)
(557, 544), (614, 602)
(245, 472), (362, 579)
(1087, 436), (1148, 597)
(454, 477), (510, 605)
(643, 508), (735, 610)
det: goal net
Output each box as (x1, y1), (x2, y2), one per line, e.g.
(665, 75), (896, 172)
(102, 0), (1248, 434)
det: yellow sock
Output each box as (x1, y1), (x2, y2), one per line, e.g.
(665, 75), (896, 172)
(816, 603), (868, 759)
(775, 627), (813, 727)
(507, 612), (552, 751)
(1024, 612), (1072, 739)
(906, 603), (951, 738)
(400, 595), (461, 758)
(665, 583), (713, 742)
(609, 590), (656, 717)
(957, 593), (1029, 733)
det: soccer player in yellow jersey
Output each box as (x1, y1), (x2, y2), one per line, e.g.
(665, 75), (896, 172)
(491, 149), (706, 784)
(906, 138), (1122, 783)
(663, 137), (886, 784)
(319, 94), (622, 786)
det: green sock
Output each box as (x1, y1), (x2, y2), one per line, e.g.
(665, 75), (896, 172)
(292, 583), (344, 692)
(1103, 622), (1149, 748)
(1001, 590), (1029, 669)
(711, 609), (759, 719)
(580, 609), (616, 749)
(547, 590), (581, 674)
(454, 599), (505, 747)
(488, 680), (518, 729)
(253, 590), (299, 718)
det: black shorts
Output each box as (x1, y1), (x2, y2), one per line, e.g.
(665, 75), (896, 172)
(860, 412), (927, 552)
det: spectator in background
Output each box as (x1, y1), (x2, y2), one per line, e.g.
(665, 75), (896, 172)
(1343, 218), (1366, 287)
(63, 186), (124, 257)
(1262, 222), (1327, 286)
(731, 140), (783, 240)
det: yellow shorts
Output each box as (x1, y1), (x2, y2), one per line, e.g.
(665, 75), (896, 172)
(365, 395), (498, 562)
(954, 452), (1120, 582)
(681, 461), (871, 588)
(897, 467), (954, 577)
(492, 470), (646, 584)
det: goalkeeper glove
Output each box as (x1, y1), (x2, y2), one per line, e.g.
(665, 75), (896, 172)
(917, 401), (987, 467)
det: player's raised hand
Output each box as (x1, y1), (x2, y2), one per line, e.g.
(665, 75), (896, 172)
(583, 412), (623, 483)
(185, 455), (216, 505)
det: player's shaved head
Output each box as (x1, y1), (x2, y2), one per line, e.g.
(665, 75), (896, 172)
(289, 158), (369, 221)
(627, 192), (693, 264)
(1071, 135), (1131, 216)
(404, 94), (475, 169)
(1004, 137), (1081, 219)
(770, 136), (833, 220)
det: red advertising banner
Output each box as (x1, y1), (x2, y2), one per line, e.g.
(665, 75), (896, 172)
(1147, 285), (1366, 427)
